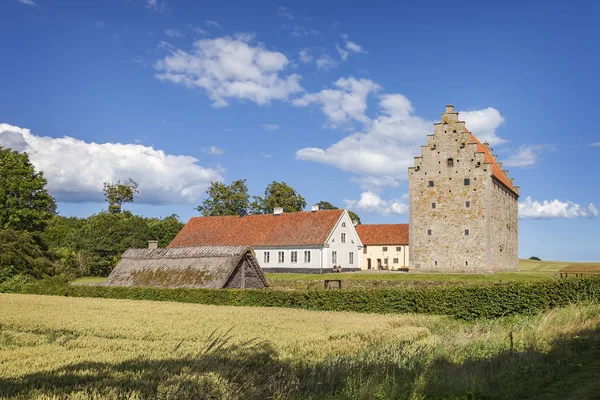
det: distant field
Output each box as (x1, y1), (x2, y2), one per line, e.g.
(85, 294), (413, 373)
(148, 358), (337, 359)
(1, 294), (599, 399)
(519, 259), (600, 272)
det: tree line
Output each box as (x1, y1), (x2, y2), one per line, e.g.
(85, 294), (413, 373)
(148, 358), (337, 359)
(0, 147), (360, 281)
(197, 179), (361, 223)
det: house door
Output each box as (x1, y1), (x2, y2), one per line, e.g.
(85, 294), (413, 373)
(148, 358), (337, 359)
(367, 258), (371, 269)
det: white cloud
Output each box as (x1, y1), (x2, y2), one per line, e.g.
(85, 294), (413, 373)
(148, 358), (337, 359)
(95, 20), (105, 28)
(205, 20), (221, 28)
(18, 0), (36, 5)
(345, 41), (365, 54)
(344, 191), (408, 216)
(277, 6), (294, 20)
(261, 124), (280, 131)
(296, 92), (430, 178)
(146, 0), (168, 12)
(519, 197), (599, 219)
(189, 26), (207, 35)
(298, 49), (313, 63)
(154, 35), (303, 107)
(260, 153), (272, 159)
(335, 44), (349, 61)
(315, 54), (339, 71)
(503, 145), (553, 167)
(202, 146), (224, 155)
(459, 107), (507, 146)
(292, 77), (380, 126)
(0, 123), (222, 205)
(164, 29), (184, 38)
(590, 142), (600, 147)
(350, 176), (399, 192)
(336, 35), (366, 60)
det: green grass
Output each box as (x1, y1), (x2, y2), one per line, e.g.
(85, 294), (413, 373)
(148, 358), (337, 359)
(1, 294), (599, 399)
(70, 276), (107, 285)
(72, 259), (600, 291)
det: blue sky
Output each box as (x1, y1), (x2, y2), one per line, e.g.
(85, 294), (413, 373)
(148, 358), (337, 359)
(1, 0), (599, 261)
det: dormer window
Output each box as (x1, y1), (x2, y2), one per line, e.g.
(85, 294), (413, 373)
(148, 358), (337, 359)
(447, 158), (454, 167)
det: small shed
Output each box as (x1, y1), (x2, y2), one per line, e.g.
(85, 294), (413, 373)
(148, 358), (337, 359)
(106, 246), (268, 289)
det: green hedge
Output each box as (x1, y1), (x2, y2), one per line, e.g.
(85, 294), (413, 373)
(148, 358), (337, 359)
(1, 277), (599, 320)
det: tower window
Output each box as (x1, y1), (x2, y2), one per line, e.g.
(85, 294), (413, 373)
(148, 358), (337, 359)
(466, 261), (468, 266)
(432, 203), (436, 209)
(465, 229), (470, 236)
(447, 158), (454, 167)
(466, 201), (471, 208)
(435, 261), (438, 266)
(427, 229), (432, 236)
(428, 181), (434, 187)
(464, 178), (470, 186)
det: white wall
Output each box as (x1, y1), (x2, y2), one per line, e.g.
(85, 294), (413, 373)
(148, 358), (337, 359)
(360, 244), (410, 270)
(325, 210), (363, 270)
(253, 246), (324, 271)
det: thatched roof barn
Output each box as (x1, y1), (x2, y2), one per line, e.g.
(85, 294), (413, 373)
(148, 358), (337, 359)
(107, 246), (268, 289)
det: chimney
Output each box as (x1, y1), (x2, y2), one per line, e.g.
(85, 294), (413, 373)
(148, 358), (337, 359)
(445, 104), (454, 113)
(273, 207), (283, 215)
(148, 240), (158, 250)
(311, 204), (319, 212)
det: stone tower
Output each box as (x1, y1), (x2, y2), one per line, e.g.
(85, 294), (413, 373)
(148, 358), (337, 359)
(408, 105), (519, 272)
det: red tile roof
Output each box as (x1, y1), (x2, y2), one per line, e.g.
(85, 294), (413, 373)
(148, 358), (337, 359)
(355, 224), (409, 245)
(468, 132), (519, 196)
(168, 209), (345, 248)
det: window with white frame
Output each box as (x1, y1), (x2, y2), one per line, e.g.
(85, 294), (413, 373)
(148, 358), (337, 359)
(393, 258), (399, 264)
(332, 251), (337, 264)
(264, 252), (270, 263)
(291, 251), (298, 263)
(278, 251), (284, 263)
(396, 246), (402, 252)
(304, 251), (311, 263)
(349, 252), (354, 264)
(341, 222), (346, 227)
(382, 246), (388, 252)
(341, 233), (346, 243)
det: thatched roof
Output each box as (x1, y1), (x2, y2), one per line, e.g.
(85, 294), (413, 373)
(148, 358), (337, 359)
(107, 246), (268, 289)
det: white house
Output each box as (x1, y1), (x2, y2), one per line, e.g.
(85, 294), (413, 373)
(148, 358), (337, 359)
(355, 224), (410, 270)
(168, 207), (363, 273)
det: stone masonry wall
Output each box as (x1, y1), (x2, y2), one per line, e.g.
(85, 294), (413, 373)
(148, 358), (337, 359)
(489, 180), (519, 271)
(409, 105), (519, 272)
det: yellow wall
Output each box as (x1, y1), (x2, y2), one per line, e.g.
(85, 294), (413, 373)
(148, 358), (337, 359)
(360, 244), (410, 270)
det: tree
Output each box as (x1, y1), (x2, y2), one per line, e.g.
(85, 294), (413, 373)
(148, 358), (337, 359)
(250, 181), (306, 214)
(316, 200), (361, 225)
(149, 214), (185, 247)
(196, 180), (250, 216)
(103, 178), (139, 214)
(0, 229), (53, 282)
(0, 147), (56, 232)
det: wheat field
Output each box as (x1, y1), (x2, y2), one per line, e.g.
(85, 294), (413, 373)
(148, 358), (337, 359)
(1, 294), (599, 399)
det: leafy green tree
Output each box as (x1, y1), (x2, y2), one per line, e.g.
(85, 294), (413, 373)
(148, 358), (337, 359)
(0, 229), (53, 282)
(103, 178), (139, 214)
(148, 214), (185, 247)
(250, 181), (307, 214)
(315, 200), (361, 225)
(0, 147), (56, 232)
(78, 212), (152, 275)
(196, 179), (250, 216)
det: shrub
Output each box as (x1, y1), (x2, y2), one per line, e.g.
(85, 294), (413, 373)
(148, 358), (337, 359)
(2, 278), (599, 320)
(529, 256), (542, 261)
